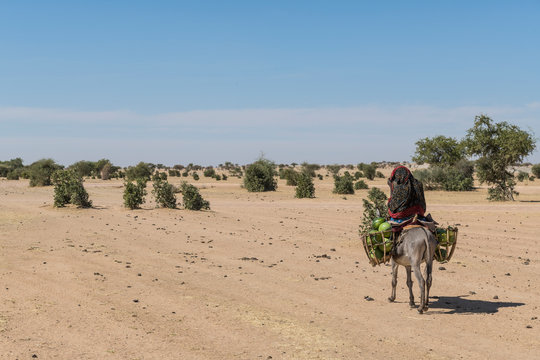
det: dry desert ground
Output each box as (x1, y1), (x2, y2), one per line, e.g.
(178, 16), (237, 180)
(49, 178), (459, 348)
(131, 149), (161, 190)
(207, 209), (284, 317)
(1, 173), (539, 359)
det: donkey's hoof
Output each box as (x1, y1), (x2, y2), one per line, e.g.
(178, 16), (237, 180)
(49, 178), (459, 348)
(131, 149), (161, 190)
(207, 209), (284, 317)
(409, 302), (416, 308)
(417, 308), (424, 314)
(423, 305), (429, 312)
(388, 297), (395, 303)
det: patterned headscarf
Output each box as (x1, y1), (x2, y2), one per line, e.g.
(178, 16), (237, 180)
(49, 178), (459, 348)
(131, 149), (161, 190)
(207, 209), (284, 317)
(387, 166), (426, 219)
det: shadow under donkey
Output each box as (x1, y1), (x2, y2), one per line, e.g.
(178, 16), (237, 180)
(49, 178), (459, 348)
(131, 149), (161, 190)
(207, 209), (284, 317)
(388, 226), (437, 314)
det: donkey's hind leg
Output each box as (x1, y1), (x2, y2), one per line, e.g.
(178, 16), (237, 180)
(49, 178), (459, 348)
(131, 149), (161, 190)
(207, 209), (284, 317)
(413, 263), (426, 314)
(423, 260), (433, 311)
(406, 266), (415, 308)
(388, 260), (398, 303)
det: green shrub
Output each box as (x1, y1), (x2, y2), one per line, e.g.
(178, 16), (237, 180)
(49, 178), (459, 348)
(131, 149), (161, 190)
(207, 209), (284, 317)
(354, 180), (368, 190)
(363, 164), (376, 180)
(215, 174), (222, 181)
(123, 178), (147, 209)
(192, 172), (200, 181)
(301, 163), (320, 178)
(180, 182), (210, 210)
(517, 171), (528, 182)
(29, 159), (62, 187)
(354, 171), (363, 180)
(6, 171), (20, 180)
(52, 169), (92, 208)
(182, 171), (189, 177)
(244, 157), (277, 192)
(0, 158), (24, 177)
(295, 173), (315, 198)
(203, 168), (216, 177)
(222, 174), (228, 181)
(317, 174), (323, 180)
(333, 173), (354, 194)
(413, 162), (474, 191)
(152, 175), (177, 209)
(376, 171), (385, 178)
(531, 164), (540, 178)
(280, 168), (299, 186)
(327, 164), (342, 176)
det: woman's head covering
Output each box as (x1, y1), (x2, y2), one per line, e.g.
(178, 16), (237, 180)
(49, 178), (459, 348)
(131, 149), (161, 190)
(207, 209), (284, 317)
(387, 166), (426, 219)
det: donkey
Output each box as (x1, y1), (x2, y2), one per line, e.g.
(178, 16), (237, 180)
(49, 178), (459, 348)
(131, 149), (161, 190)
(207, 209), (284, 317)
(387, 226), (437, 314)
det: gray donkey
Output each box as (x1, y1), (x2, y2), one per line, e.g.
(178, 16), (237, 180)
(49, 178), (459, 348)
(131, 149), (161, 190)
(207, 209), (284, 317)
(387, 226), (437, 314)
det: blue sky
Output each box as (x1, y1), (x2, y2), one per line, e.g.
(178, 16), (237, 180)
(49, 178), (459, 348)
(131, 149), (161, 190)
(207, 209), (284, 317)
(1, 1), (539, 166)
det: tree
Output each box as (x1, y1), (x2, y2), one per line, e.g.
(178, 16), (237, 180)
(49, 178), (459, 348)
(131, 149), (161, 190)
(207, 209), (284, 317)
(52, 169), (92, 208)
(532, 164), (540, 178)
(244, 157), (277, 192)
(464, 115), (536, 201)
(413, 136), (466, 167)
(295, 172), (315, 198)
(333, 173), (354, 194)
(29, 159), (63, 187)
(126, 162), (154, 181)
(152, 174), (177, 209)
(123, 178), (147, 209)
(180, 182), (210, 210)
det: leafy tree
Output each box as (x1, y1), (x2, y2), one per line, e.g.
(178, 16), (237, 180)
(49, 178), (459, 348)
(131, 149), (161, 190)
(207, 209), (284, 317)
(0, 158), (24, 177)
(413, 160), (474, 191)
(333, 173), (354, 194)
(29, 159), (63, 187)
(203, 167), (216, 177)
(279, 168), (299, 186)
(244, 157), (277, 192)
(180, 182), (210, 210)
(123, 178), (147, 209)
(295, 172), (315, 198)
(363, 164), (376, 180)
(52, 169), (92, 208)
(413, 136), (466, 166)
(69, 160), (96, 177)
(152, 174), (177, 209)
(465, 115), (536, 201)
(126, 162), (154, 181)
(359, 188), (388, 236)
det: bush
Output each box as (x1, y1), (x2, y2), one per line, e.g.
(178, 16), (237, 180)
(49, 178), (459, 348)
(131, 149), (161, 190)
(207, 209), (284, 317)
(6, 171), (20, 180)
(295, 173), (315, 198)
(301, 163), (320, 178)
(531, 164), (540, 178)
(354, 171), (363, 180)
(152, 175), (177, 209)
(215, 174), (222, 181)
(327, 164), (342, 176)
(317, 174), (323, 180)
(182, 171), (189, 177)
(413, 162), (474, 191)
(123, 178), (147, 209)
(376, 171), (385, 178)
(244, 157), (277, 192)
(180, 182), (210, 210)
(29, 159), (62, 187)
(222, 174), (228, 181)
(203, 168), (216, 177)
(354, 180), (368, 190)
(280, 168), (299, 186)
(52, 169), (92, 208)
(517, 171), (528, 182)
(192, 172), (200, 181)
(333, 173), (354, 194)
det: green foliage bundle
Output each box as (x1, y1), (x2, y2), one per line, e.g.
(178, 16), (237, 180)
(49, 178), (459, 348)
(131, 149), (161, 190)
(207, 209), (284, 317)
(295, 172), (315, 198)
(517, 171), (528, 182)
(354, 180), (368, 190)
(152, 175), (177, 209)
(244, 157), (277, 192)
(52, 169), (92, 208)
(465, 115), (536, 201)
(301, 162), (320, 178)
(180, 182), (210, 210)
(29, 159), (63, 187)
(413, 136), (466, 166)
(354, 171), (363, 180)
(192, 172), (200, 181)
(358, 163), (377, 180)
(123, 178), (147, 209)
(359, 188), (388, 236)
(333, 173), (354, 194)
(0, 158), (24, 178)
(327, 164), (342, 176)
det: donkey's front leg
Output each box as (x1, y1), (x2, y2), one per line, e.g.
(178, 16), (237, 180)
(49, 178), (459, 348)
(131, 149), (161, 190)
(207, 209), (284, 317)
(388, 260), (398, 302)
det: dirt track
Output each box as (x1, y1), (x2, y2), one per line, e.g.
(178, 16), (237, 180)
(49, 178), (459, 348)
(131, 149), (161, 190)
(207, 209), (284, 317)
(1, 175), (539, 359)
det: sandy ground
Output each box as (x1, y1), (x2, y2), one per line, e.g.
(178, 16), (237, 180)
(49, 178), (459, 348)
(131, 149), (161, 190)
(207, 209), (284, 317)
(1, 173), (539, 359)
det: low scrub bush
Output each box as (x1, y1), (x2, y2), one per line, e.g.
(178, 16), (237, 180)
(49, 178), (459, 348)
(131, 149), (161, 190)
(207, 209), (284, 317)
(354, 180), (368, 190)
(180, 182), (210, 210)
(203, 168), (216, 177)
(152, 175), (177, 209)
(244, 157), (277, 192)
(123, 178), (147, 209)
(413, 161), (474, 191)
(295, 173), (315, 198)
(126, 162), (154, 181)
(532, 164), (540, 178)
(52, 169), (92, 208)
(333, 173), (354, 194)
(192, 172), (200, 181)
(280, 168), (299, 186)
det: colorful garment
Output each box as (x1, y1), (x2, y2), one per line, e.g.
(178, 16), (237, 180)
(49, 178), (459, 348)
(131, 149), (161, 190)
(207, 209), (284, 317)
(387, 166), (426, 219)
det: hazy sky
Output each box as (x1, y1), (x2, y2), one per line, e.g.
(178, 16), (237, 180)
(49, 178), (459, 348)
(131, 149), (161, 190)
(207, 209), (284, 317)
(1, 1), (539, 166)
